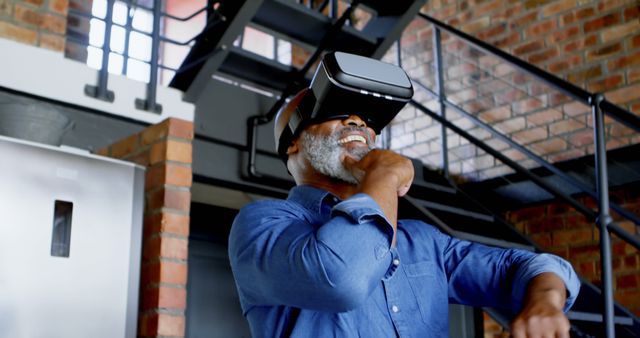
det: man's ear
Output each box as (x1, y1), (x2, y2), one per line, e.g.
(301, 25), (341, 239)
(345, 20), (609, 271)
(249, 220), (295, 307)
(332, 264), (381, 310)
(286, 139), (299, 155)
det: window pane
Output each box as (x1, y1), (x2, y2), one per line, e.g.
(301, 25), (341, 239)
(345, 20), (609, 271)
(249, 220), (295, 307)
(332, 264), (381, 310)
(127, 59), (150, 82)
(242, 26), (274, 59)
(131, 7), (153, 33)
(86, 46), (103, 70)
(91, 0), (107, 19)
(89, 18), (105, 47)
(112, 1), (129, 25)
(277, 39), (291, 65)
(110, 25), (126, 53)
(108, 52), (124, 74)
(128, 31), (152, 61)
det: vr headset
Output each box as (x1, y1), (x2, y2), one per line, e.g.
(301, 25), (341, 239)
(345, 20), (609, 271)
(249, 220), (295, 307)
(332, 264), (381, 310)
(276, 51), (414, 160)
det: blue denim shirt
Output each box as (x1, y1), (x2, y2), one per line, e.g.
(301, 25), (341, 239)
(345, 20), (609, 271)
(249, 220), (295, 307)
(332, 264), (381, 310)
(229, 185), (580, 338)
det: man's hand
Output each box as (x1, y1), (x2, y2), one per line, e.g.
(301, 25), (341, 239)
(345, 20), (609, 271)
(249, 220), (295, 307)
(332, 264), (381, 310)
(342, 149), (414, 197)
(511, 272), (570, 338)
(343, 150), (414, 243)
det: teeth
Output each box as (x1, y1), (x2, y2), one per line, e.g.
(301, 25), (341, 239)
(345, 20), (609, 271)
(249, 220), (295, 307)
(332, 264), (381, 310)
(338, 135), (367, 144)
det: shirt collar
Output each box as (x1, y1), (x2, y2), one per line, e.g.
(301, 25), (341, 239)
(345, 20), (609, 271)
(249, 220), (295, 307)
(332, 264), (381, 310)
(287, 185), (341, 214)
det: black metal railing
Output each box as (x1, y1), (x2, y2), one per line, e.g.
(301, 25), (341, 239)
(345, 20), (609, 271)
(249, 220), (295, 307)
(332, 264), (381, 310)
(67, 0), (222, 113)
(413, 13), (640, 338)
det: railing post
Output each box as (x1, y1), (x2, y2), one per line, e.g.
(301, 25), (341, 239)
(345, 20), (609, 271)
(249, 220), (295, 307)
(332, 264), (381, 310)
(274, 37), (279, 62)
(329, 0), (337, 18)
(121, 0), (133, 76)
(382, 39), (402, 150)
(591, 93), (615, 338)
(135, 0), (163, 113)
(85, 0), (115, 102)
(432, 27), (449, 176)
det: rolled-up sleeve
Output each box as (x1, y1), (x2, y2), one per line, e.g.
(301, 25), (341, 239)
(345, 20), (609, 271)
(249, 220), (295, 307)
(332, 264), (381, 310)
(510, 253), (580, 312)
(228, 193), (395, 312)
(434, 228), (579, 313)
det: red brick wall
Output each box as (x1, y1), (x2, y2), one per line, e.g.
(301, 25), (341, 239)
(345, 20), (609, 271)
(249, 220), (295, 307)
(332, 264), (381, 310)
(0, 0), (68, 51)
(391, 0), (640, 180)
(97, 118), (194, 338)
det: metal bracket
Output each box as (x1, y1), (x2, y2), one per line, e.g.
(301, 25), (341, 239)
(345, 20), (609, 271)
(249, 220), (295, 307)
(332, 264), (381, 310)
(84, 84), (115, 102)
(134, 98), (163, 114)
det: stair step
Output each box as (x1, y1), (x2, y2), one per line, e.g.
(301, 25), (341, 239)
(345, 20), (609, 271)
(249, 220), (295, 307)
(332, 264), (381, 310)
(253, 0), (377, 55)
(219, 47), (301, 91)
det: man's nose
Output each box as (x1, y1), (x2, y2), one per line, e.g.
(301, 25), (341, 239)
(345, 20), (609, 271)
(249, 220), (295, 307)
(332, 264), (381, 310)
(343, 115), (367, 128)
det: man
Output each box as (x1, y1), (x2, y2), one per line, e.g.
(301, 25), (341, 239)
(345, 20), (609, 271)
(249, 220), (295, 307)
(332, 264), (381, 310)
(229, 88), (580, 337)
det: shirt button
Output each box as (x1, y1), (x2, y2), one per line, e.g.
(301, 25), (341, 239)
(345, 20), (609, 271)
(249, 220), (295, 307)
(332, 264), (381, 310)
(392, 259), (400, 266)
(391, 305), (399, 313)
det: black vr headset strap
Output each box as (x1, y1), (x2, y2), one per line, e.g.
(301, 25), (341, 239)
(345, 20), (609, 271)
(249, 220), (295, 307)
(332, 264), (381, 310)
(288, 90), (318, 137)
(278, 91), (318, 161)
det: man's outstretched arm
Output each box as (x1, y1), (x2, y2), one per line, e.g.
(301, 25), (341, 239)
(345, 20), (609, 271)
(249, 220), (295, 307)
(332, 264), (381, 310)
(511, 272), (571, 338)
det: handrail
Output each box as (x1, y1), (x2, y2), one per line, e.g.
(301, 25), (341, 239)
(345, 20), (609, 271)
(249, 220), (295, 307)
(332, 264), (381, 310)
(411, 77), (640, 227)
(418, 13), (640, 134)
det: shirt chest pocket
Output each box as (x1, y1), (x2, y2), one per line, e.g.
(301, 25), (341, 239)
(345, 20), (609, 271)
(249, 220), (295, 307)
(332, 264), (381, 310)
(403, 261), (447, 325)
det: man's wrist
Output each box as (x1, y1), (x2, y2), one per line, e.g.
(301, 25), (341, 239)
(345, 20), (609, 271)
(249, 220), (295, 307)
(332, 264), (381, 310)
(524, 272), (567, 311)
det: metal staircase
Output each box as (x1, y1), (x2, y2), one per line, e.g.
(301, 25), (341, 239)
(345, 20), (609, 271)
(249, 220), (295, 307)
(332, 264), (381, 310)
(166, 1), (640, 337)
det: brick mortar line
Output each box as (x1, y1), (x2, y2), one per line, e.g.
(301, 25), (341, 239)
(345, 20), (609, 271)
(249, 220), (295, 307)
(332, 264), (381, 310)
(167, 135), (194, 143)
(142, 282), (187, 290)
(158, 207), (191, 215)
(148, 232), (189, 241)
(145, 185), (192, 195)
(139, 309), (186, 316)
(141, 257), (188, 265)
(146, 161), (193, 170)
(164, 160), (193, 168)
(145, 207), (190, 217)
(160, 257), (188, 264)
(145, 135), (193, 145)
(144, 232), (189, 241)
(145, 208), (191, 217)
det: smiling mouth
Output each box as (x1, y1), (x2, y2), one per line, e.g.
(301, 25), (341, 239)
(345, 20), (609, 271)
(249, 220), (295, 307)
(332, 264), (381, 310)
(338, 135), (367, 145)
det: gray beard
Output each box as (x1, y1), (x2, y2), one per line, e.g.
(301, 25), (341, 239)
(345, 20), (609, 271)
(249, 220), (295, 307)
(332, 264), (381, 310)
(301, 129), (372, 185)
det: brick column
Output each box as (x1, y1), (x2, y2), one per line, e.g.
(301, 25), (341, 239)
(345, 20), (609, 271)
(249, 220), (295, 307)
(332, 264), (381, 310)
(97, 117), (194, 338)
(0, 0), (69, 52)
